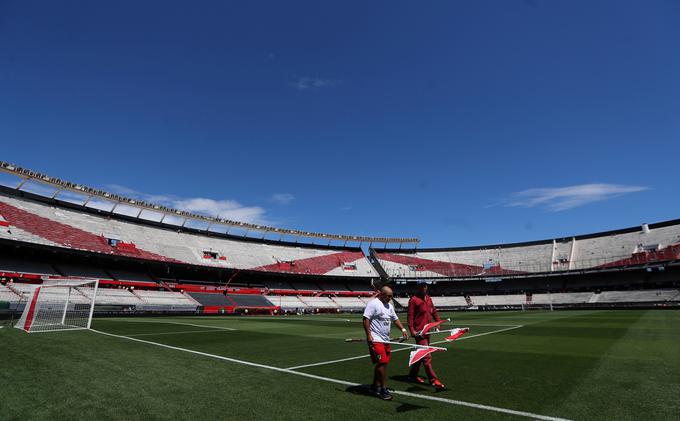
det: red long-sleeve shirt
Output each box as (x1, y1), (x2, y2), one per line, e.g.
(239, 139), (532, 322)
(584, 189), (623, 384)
(407, 294), (441, 336)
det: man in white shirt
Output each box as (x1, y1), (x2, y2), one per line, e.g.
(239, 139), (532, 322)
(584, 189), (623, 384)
(363, 286), (409, 400)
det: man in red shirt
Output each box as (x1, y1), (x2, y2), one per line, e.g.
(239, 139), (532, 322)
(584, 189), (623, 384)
(407, 280), (445, 389)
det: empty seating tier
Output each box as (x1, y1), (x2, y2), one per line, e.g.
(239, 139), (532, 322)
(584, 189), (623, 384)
(0, 192), (378, 278)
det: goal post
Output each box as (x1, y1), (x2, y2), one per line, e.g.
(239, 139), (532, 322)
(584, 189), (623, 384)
(15, 279), (98, 333)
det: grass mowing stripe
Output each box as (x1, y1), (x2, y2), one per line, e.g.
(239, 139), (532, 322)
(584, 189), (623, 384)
(127, 330), (236, 337)
(286, 325), (524, 370)
(91, 329), (571, 421)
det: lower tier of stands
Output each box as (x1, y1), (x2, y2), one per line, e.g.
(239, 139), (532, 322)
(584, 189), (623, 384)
(189, 292), (274, 308)
(395, 289), (680, 308)
(0, 283), (200, 312)
(2, 282), (679, 312)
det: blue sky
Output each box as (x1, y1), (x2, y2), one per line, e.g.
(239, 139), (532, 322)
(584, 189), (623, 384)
(1, 1), (679, 247)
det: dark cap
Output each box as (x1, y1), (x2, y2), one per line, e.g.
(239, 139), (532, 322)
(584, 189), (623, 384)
(416, 280), (428, 286)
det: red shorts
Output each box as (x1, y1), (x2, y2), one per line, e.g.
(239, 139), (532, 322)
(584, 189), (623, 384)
(369, 342), (391, 364)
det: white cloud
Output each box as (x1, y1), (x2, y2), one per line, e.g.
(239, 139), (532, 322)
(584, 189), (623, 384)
(507, 183), (649, 211)
(172, 198), (267, 223)
(271, 193), (294, 205)
(293, 77), (337, 90)
(105, 184), (270, 224)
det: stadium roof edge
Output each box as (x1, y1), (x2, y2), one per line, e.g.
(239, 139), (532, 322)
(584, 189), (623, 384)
(0, 161), (419, 245)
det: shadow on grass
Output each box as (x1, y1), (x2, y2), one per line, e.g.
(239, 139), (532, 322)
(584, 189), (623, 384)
(346, 384), (377, 398)
(396, 402), (428, 413)
(390, 375), (430, 392)
(345, 385), (428, 412)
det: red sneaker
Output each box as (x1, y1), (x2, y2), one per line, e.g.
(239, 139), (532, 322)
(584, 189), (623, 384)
(408, 376), (427, 385)
(431, 379), (446, 390)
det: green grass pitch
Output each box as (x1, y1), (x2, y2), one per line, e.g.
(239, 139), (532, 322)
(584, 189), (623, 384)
(1, 310), (679, 420)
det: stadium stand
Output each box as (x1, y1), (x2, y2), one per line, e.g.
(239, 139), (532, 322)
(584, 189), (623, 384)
(431, 296), (469, 307)
(288, 280), (322, 291)
(89, 288), (143, 306)
(373, 220), (680, 279)
(269, 296), (309, 310)
(299, 296), (338, 309)
(188, 292), (274, 308)
(0, 256), (57, 275)
(331, 297), (366, 310)
(597, 290), (678, 303)
(319, 280), (351, 291)
(531, 292), (593, 305)
(0, 190), (379, 278)
(346, 282), (375, 292)
(188, 293), (237, 307)
(394, 296), (469, 308)
(226, 294), (275, 307)
(133, 289), (200, 306)
(1, 164), (679, 317)
(0, 284), (21, 303)
(53, 264), (111, 279)
(106, 269), (155, 283)
(469, 294), (526, 306)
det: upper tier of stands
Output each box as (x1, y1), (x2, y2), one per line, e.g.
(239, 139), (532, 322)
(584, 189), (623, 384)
(0, 191), (378, 278)
(374, 220), (680, 278)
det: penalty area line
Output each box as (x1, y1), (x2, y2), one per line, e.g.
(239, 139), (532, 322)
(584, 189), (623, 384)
(437, 325), (523, 343)
(91, 329), (569, 421)
(286, 325), (524, 370)
(100, 320), (237, 331)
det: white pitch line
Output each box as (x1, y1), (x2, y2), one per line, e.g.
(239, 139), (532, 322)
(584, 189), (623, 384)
(286, 353), (374, 370)
(286, 325), (523, 370)
(103, 320), (236, 331)
(165, 322), (236, 331)
(127, 330), (236, 337)
(92, 329), (570, 421)
(438, 325), (524, 343)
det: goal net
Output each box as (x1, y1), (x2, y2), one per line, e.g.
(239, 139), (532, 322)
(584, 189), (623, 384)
(15, 279), (98, 333)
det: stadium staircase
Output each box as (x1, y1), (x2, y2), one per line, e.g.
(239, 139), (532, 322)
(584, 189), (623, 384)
(130, 289), (147, 303)
(159, 281), (174, 292)
(367, 249), (391, 282)
(73, 287), (90, 300)
(588, 292), (601, 303)
(5, 283), (23, 298)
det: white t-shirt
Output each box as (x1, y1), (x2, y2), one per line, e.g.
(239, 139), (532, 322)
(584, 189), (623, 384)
(363, 298), (398, 343)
